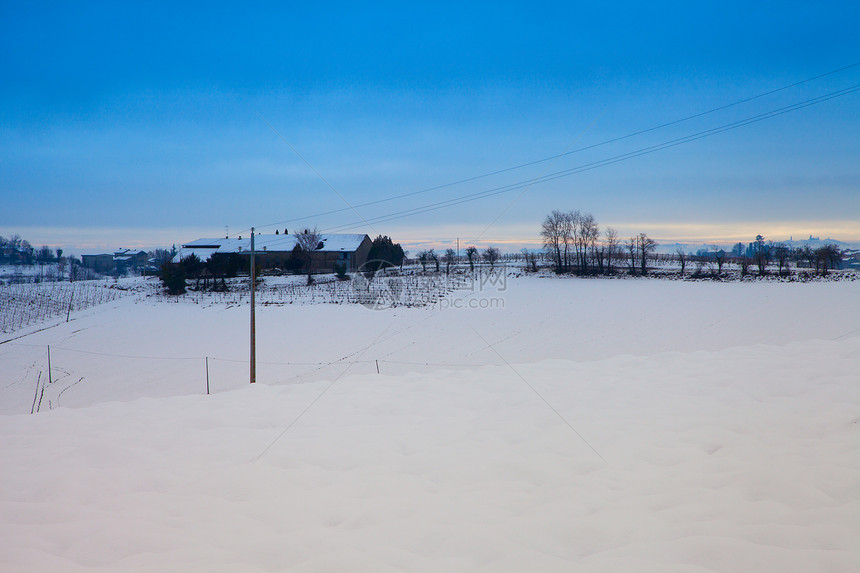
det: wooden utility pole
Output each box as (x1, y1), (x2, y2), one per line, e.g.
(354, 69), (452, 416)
(250, 228), (256, 384)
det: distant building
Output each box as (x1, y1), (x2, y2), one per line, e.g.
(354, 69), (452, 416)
(81, 249), (148, 274)
(0, 243), (35, 265)
(842, 249), (860, 270)
(174, 234), (372, 273)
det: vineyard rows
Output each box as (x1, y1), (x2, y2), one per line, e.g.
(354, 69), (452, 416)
(0, 282), (124, 334)
(145, 271), (474, 308)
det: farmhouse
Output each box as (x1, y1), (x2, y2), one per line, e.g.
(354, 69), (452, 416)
(81, 249), (148, 273)
(174, 233), (372, 273)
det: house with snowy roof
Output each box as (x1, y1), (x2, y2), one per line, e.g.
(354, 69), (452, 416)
(174, 233), (372, 273)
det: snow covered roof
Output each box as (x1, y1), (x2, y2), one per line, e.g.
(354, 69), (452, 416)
(172, 247), (219, 263)
(316, 234), (369, 251)
(176, 234), (368, 262)
(113, 249), (146, 258)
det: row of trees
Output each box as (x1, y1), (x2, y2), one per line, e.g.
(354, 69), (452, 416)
(414, 246), (501, 274)
(1, 235), (64, 265)
(540, 209), (658, 275)
(680, 237), (844, 277)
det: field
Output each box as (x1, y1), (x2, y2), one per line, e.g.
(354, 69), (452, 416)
(1, 272), (859, 571)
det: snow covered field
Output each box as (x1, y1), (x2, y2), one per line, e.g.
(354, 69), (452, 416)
(1, 274), (859, 571)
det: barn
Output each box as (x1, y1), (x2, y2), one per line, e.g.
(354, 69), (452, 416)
(174, 233), (372, 273)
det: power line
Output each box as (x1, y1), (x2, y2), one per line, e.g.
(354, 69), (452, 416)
(314, 82), (860, 234)
(244, 61), (860, 235)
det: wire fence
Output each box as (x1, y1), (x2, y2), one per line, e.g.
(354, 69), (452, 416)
(6, 340), (492, 414)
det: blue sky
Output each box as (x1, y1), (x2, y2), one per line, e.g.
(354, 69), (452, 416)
(1, 1), (858, 254)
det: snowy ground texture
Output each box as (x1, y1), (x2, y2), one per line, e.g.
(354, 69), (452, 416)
(1, 274), (859, 572)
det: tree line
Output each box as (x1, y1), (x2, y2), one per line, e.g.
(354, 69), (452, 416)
(413, 246), (501, 274)
(539, 212), (849, 277)
(1, 234), (63, 265)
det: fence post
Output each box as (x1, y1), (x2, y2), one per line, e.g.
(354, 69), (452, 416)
(205, 356), (210, 395)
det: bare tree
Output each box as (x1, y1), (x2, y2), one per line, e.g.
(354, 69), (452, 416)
(465, 246), (478, 272)
(541, 209), (599, 273)
(576, 213), (598, 274)
(541, 210), (566, 272)
(429, 248), (439, 272)
(594, 242), (605, 274)
(637, 233), (657, 275)
(752, 235), (769, 276)
(57, 255), (68, 281)
(773, 243), (790, 276)
(294, 227), (323, 284)
(794, 245), (814, 271)
(676, 248), (687, 276)
(569, 210), (583, 272)
(37, 245), (53, 263)
(627, 237), (637, 274)
(417, 250), (430, 272)
(711, 246), (727, 275)
(69, 257), (82, 282)
(815, 245), (841, 276)
(483, 246), (501, 269)
(521, 248), (538, 272)
(605, 227), (619, 274)
(561, 211), (574, 272)
(444, 248), (456, 276)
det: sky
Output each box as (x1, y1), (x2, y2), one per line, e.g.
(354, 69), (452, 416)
(1, 1), (858, 255)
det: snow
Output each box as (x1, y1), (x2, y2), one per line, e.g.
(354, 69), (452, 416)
(1, 274), (859, 571)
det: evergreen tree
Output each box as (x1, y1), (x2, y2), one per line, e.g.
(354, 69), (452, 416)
(160, 262), (186, 295)
(366, 235), (405, 271)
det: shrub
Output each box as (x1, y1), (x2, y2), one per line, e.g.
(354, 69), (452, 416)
(160, 262), (186, 295)
(333, 263), (349, 280)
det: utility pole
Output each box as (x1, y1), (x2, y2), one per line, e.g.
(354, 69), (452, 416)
(250, 228), (256, 384)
